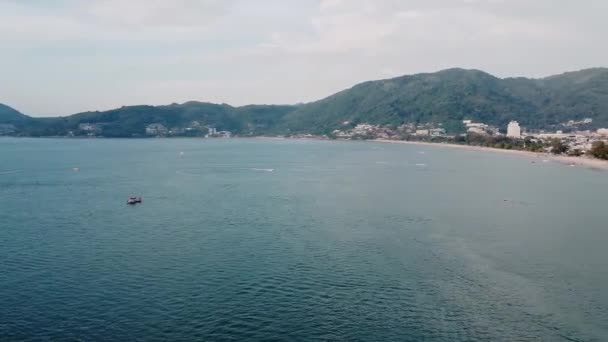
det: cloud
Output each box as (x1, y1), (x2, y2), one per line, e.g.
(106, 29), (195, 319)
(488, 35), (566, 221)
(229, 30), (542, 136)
(0, 0), (235, 43)
(0, 0), (607, 115)
(85, 0), (231, 26)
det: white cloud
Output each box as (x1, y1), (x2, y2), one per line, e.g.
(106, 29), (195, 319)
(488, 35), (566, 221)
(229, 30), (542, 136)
(83, 0), (235, 34)
(0, 0), (235, 43)
(0, 0), (607, 115)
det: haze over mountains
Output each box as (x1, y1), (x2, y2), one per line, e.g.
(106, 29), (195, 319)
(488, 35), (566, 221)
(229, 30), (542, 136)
(2, 68), (608, 137)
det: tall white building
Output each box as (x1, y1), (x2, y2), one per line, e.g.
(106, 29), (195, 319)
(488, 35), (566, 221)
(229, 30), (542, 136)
(507, 121), (521, 138)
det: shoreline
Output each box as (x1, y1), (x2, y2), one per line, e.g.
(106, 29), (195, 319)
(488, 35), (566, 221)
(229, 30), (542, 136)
(252, 136), (608, 171)
(4, 135), (608, 171)
(372, 139), (608, 171)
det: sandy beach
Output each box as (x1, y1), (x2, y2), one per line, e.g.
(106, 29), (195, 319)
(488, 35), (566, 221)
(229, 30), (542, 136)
(253, 136), (608, 171)
(373, 139), (608, 171)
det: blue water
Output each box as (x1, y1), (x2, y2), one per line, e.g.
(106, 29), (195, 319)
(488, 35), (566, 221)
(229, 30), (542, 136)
(1, 138), (607, 341)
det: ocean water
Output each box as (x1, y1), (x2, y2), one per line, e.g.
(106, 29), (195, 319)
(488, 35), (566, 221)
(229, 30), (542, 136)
(1, 138), (607, 341)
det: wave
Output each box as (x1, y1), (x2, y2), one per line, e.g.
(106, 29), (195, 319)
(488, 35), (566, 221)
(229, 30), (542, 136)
(0, 170), (21, 175)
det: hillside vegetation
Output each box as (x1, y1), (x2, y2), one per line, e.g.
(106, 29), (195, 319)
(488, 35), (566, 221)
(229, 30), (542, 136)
(2, 68), (608, 137)
(282, 68), (608, 133)
(0, 103), (30, 124)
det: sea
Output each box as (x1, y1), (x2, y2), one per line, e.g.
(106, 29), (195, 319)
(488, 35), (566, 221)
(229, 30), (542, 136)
(1, 137), (607, 341)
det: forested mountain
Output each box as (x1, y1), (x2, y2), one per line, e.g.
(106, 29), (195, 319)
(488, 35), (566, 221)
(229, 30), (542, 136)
(3, 102), (296, 137)
(282, 68), (608, 133)
(0, 103), (29, 124)
(2, 68), (608, 137)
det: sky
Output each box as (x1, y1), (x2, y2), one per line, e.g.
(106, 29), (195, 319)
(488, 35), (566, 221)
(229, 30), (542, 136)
(1, 0), (607, 116)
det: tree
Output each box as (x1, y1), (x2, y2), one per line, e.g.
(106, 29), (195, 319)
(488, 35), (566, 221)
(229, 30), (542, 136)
(550, 139), (569, 154)
(589, 141), (608, 160)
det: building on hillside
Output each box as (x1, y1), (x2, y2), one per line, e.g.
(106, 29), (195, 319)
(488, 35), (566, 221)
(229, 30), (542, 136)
(398, 123), (416, 133)
(146, 123), (168, 135)
(429, 128), (446, 137)
(78, 123), (101, 132)
(467, 126), (488, 135)
(332, 129), (352, 138)
(78, 123), (102, 135)
(0, 124), (16, 135)
(507, 121), (521, 138)
(463, 121), (499, 136)
(352, 124), (377, 135)
(537, 132), (568, 139)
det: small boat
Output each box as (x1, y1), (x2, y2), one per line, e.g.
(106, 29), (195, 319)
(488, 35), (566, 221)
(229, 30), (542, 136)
(127, 196), (143, 205)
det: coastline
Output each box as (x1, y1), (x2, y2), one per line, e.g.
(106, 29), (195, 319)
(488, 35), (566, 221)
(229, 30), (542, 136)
(4, 135), (608, 171)
(372, 139), (608, 171)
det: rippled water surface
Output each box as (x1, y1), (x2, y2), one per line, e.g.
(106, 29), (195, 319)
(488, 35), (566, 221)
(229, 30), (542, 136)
(1, 138), (607, 341)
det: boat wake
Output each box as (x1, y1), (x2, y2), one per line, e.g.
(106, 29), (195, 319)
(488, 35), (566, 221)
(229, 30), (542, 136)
(251, 168), (275, 172)
(0, 170), (21, 175)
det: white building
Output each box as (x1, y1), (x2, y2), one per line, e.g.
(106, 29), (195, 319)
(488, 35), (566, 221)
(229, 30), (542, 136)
(467, 123), (486, 129)
(429, 128), (446, 136)
(597, 128), (608, 136)
(78, 123), (101, 132)
(0, 123), (15, 135)
(467, 127), (488, 135)
(146, 123), (168, 135)
(537, 132), (568, 139)
(352, 124), (376, 134)
(507, 121), (521, 138)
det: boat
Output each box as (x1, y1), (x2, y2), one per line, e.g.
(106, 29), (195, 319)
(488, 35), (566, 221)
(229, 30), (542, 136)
(127, 196), (143, 205)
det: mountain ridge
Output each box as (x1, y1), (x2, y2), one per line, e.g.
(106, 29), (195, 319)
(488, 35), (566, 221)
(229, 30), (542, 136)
(0, 103), (29, 123)
(2, 67), (608, 136)
(281, 67), (608, 133)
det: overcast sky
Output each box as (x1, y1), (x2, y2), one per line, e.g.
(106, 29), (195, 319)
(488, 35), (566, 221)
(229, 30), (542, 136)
(1, 0), (607, 116)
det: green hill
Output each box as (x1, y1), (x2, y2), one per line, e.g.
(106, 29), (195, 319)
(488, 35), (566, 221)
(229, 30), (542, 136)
(281, 68), (608, 133)
(3, 67), (608, 137)
(0, 103), (29, 124)
(9, 102), (296, 137)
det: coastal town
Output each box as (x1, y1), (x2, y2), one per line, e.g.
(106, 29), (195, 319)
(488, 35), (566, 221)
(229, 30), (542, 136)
(46, 116), (608, 161)
(75, 122), (233, 138)
(327, 118), (608, 158)
(4, 113), (608, 161)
